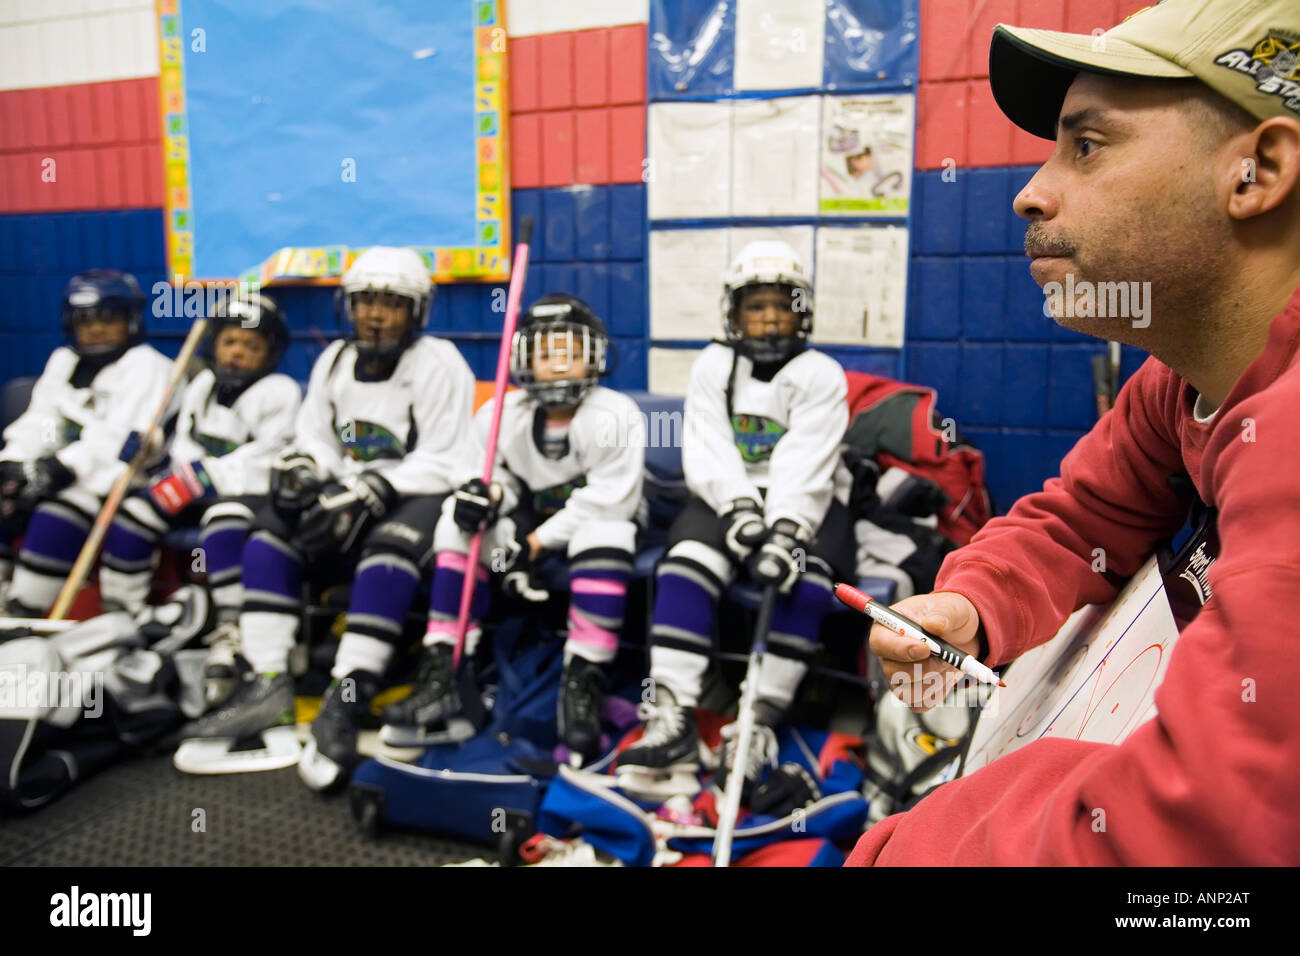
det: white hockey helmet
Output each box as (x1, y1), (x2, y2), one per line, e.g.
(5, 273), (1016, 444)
(721, 240), (814, 363)
(338, 246), (433, 361)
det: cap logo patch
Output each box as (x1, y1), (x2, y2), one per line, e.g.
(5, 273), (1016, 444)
(1214, 32), (1300, 117)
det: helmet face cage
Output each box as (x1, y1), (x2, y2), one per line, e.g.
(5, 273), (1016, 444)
(724, 280), (814, 364)
(62, 270), (145, 356)
(208, 296), (288, 390)
(511, 321), (607, 407)
(342, 289), (422, 361)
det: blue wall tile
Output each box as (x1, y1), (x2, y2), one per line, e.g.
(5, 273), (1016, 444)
(1001, 344), (1048, 428)
(1048, 345), (1103, 430)
(910, 257), (960, 340)
(963, 167), (1009, 254)
(961, 256), (1006, 340)
(914, 170), (963, 255)
(610, 184), (645, 261)
(959, 342), (1002, 426)
(541, 189), (576, 263)
(574, 186), (610, 261)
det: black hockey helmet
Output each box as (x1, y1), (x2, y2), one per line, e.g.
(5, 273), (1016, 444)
(61, 269), (146, 357)
(510, 294), (608, 408)
(204, 292), (289, 390)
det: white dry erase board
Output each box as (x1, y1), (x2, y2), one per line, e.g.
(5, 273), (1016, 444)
(962, 555), (1182, 775)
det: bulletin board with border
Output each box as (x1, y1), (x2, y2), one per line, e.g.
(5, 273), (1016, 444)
(156, 0), (512, 285)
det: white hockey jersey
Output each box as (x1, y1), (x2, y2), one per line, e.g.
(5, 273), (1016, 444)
(682, 343), (850, 538)
(294, 337), (475, 496)
(0, 343), (174, 497)
(467, 386), (645, 550)
(168, 369), (302, 497)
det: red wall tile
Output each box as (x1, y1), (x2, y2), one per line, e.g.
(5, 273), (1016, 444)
(1015, 0), (1066, 32)
(575, 108), (610, 183)
(24, 90), (50, 151)
(608, 24), (646, 105)
(139, 77), (159, 141)
(0, 93), (14, 152)
(915, 80), (968, 169)
(574, 30), (610, 108)
(90, 82), (119, 145)
(122, 144), (149, 206)
(116, 78), (148, 143)
(920, 0), (973, 81)
(608, 104), (644, 184)
(966, 80), (1015, 165)
(45, 88), (72, 148)
(511, 112), (542, 188)
(68, 84), (96, 145)
(95, 147), (124, 208)
(1065, 0), (1116, 36)
(1010, 125), (1053, 166)
(967, 0), (1016, 79)
(538, 33), (574, 110)
(540, 111), (575, 186)
(510, 35), (539, 113)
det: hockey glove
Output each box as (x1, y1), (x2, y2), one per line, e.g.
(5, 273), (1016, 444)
(5, 456), (77, 513)
(270, 449), (324, 515)
(147, 460), (215, 517)
(748, 518), (805, 594)
(293, 472), (398, 557)
(722, 498), (767, 563)
(750, 762), (822, 817)
(118, 427), (167, 468)
(452, 478), (502, 533)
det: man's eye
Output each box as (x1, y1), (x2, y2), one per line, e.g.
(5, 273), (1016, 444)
(1076, 136), (1098, 158)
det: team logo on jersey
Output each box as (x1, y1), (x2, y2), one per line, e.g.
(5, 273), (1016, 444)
(340, 420), (406, 462)
(731, 414), (786, 463)
(193, 431), (240, 457)
(533, 476), (586, 517)
(1214, 32), (1300, 117)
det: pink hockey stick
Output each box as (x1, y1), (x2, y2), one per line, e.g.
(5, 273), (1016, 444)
(452, 217), (533, 671)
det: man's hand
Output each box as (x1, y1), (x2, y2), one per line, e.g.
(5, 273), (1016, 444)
(270, 449), (324, 515)
(748, 518), (805, 594)
(868, 591), (983, 712)
(451, 478), (501, 533)
(722, 498), (767, 562)
(293, 472), (397, 556)
(146, 461), (213, 517)
(526, 530), (544, 561)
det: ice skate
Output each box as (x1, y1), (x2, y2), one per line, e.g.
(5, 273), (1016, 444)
(378, 644), (485, 747)
(715, 700), (783, 799)
(173, 672), (299, 774)
(298, 670), (381, 792)
(615, 687), (705, 799)
(557, 656), (605, 768)
(201, 620), (245, 708)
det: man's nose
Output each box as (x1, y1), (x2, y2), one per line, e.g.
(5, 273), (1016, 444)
(1013, 160), (1061, 222)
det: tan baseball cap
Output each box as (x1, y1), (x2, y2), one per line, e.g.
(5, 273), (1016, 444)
(989, 0), (1300, 139)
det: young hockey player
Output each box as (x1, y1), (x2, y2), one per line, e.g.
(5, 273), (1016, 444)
(381, 295), (643, 765)
(0, 270), (174, 616)
(174, 247), (475, 785)
(98, 293), (301, 705)
(616, 240), (853, 797)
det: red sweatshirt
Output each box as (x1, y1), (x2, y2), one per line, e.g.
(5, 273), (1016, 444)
(848, 286), (1300, 866)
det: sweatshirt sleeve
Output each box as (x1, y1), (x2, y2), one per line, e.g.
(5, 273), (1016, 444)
(762, 354), (847, 538)
(933, 358), (1190, 666)
(293, 343), (348, 480)
(533, 394), (645, 550)
(848, 363), (1300, 865)
(200, 376), (302, 496)
(0, 350), (71, 462)
(682, 348), (762, 514)
(376, 340), (476, 496)
(56, 347), (174, 494)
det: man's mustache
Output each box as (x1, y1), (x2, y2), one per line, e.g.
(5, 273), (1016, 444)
(1024, 224), (1076, 258)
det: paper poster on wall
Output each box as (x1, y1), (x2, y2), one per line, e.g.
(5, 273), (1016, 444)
(731, 96), (821, 217)
(648, 102), (733, 221)
(819, 93), (914, 216)
(649, 347), (704, 396)
(964, 556), (1181, 775)
(649, 229), (730, 340)
(813, 225), (907, 347)
(734, 0), (826, 92)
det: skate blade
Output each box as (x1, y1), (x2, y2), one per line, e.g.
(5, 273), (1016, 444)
(614, 765), (701, 801)
(377, 718), (478, 749)
(173, 726), (301, 775)
(357, 730), (423, 763)
(296, 738), (343, 791)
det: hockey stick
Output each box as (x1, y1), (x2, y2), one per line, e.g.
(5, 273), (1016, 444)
(48, 318), (209, 621)
(451, 218), (534, 671)
(713, 582), (779, 867)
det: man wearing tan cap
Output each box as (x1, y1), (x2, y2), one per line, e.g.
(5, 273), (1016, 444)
(854, 0), (1300, 864)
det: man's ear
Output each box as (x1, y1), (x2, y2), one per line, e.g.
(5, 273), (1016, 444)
(1227, 118), (1300, 221)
